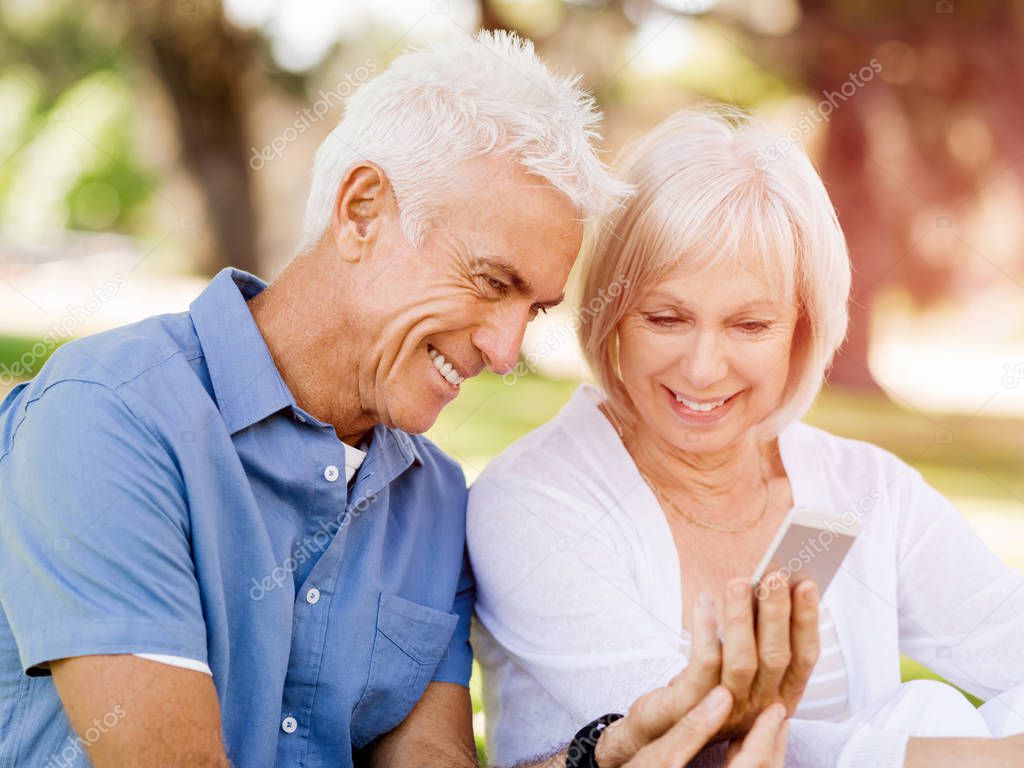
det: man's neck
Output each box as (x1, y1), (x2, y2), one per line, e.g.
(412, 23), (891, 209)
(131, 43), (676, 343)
(246, 253), (374, 446)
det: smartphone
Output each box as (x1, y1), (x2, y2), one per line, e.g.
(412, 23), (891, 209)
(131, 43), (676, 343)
(749, 507), (860, 598)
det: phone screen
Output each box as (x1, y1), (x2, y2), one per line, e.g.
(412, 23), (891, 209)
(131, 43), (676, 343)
(750, 508), (860, 597)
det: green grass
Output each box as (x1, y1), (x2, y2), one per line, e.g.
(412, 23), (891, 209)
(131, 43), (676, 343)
(430, 370), (1024, 501)
(0, 334), (61, 380)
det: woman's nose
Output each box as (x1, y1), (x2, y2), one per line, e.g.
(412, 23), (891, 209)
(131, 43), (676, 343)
(680, 330), (728, 390)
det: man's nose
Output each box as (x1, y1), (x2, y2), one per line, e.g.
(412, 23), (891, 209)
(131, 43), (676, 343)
(473, 311), (530, 376)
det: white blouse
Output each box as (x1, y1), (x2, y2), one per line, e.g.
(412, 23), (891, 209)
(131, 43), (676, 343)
(467, 384), (1024, 768)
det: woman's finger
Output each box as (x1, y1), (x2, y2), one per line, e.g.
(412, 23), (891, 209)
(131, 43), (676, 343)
(721, 579), (758, 701)
(680, 591), (722, 694)
(726, 703), (789, 768)
(750, 571), (792, 703)
(779, 579), (820, 712)
(624, 686), (733, 768)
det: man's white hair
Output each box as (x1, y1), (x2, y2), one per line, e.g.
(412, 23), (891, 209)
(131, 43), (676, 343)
(301, 29), (630, 250)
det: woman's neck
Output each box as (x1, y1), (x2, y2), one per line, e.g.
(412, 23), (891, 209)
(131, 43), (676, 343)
(602, 402), (771, 517)
(634, 430), (764, 501)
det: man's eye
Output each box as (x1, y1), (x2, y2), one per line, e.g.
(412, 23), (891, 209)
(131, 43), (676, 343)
(483, 276), (508, 292)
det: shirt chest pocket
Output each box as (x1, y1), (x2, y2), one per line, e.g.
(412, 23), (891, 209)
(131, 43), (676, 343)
(350, 592), (458, 749)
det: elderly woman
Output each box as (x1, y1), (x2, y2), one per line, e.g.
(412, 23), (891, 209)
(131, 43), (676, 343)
(468, 107), (1024, 767)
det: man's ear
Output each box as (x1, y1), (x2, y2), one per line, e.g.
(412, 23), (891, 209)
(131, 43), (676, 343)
(329, 163), (394, 263)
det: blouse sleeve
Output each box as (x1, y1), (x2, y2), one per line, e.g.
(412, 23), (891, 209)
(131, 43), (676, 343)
(894, 464), (1024, 699)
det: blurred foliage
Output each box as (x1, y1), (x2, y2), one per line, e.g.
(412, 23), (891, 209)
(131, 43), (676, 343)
(0, 2), (152, 235)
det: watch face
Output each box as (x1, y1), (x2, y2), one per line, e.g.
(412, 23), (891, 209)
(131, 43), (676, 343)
(567, 714), (624, 768)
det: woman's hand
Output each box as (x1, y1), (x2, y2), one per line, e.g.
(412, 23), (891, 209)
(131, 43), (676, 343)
(707, 573), (820, 740)
(590, 572), (815, 766)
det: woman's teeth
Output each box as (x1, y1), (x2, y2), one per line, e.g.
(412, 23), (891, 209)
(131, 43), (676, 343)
(675, 393), (728, 412)
(428, 346), (465, 387)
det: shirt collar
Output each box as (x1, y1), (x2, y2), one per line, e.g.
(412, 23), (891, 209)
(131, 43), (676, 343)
(189, 268), (296, 434)
(189, 268), (423, 468)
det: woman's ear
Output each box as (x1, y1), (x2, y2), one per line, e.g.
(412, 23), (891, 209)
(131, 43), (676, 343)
(329, 163), (395, 262)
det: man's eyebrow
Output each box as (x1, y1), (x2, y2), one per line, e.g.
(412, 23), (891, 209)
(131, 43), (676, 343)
(477, 257), (564, 308)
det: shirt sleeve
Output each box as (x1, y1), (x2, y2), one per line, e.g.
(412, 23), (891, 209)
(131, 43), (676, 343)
(894, 464), (1024, 699)
(467, 458), (912, 768)
(430, 544), (475, 687)
(0, 380), (209, 675)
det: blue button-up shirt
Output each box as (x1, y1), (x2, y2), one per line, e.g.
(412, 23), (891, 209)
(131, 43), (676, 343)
(0, 269), (474, 767)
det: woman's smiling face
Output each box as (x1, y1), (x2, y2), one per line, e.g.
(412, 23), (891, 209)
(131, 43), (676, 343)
(617, 258), (799, 454)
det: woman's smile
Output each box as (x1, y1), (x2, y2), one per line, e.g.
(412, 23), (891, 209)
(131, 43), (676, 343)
(663, 384), (742, 425)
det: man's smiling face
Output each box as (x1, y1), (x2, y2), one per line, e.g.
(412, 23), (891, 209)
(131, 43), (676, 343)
(354, 156), (583, 435)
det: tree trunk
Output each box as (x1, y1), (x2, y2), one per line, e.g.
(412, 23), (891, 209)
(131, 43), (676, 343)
(134, 0), (259, 276)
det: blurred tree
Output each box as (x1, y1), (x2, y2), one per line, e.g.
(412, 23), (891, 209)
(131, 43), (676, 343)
(127, 0), (260, 275)
(482, 0), (1024, 391)
(764, 0), (1024, 389)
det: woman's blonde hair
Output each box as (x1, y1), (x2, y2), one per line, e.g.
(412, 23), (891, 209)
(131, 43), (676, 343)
(577, 105), (851, 437)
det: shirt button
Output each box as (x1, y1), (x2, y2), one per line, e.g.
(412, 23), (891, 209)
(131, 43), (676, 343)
(324, 465), (339, 482)
(305, 587), (321, 605)
(281, 716), (298, 734)
(294, 413), (306, 424)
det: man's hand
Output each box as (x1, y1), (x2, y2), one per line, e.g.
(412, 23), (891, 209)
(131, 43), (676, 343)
(726, 704), (789, 768)
(591, 688), (788, 768)
(51, 654), (230, 768)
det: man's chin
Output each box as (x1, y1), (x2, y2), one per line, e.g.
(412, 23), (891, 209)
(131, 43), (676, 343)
(390, 401), (446, 436)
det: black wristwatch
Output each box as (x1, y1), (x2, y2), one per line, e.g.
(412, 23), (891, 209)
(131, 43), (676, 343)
(565, 713), (624, 768)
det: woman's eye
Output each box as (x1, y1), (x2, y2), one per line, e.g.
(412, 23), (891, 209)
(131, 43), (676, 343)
(738, 321), (769, 333)
(645, 314), (680, 327)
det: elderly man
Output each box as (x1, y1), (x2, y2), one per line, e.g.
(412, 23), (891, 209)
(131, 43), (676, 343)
(0, 32), (812, 768)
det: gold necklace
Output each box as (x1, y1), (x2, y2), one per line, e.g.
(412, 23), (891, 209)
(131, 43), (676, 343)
(638, 458), (770, 533)
(599, 400), (772, 533)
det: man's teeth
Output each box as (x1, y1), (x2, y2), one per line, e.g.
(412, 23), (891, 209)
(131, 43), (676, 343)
(428, 347), (465, 387)
(675, 394), (728, 412)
